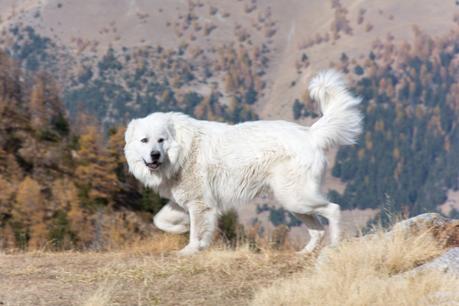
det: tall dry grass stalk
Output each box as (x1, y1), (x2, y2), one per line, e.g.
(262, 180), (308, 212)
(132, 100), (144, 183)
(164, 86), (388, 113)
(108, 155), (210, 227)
(251, 228), (459, 306)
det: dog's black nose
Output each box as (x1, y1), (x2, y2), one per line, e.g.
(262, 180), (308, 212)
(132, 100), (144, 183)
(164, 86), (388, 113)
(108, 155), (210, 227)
(150, 150), (161, 161)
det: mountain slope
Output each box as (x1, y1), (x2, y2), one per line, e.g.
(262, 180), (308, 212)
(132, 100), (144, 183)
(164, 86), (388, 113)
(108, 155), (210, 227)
(1, 0), (457, 121)
(0, 0), (458, 225)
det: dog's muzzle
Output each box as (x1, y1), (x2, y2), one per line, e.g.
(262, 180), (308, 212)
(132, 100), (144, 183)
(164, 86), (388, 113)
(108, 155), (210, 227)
(144, 159), (161, 171)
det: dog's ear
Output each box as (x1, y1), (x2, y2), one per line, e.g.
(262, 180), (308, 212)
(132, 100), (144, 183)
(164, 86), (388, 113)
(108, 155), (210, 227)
(125, 119), (138, 143)
(165, 114), (193, 167)
(166, 117), (176, 139)
(165, 118), (180, 165)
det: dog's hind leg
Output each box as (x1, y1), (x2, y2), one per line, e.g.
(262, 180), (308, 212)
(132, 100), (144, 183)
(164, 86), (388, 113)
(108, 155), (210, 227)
(292, 213), (325, 254)
(273, 187), (330, 252)
(313, 203), (341, 246)
(177, 200), (218, 256)
(288, 201), (342, 249)
(270, 168), (340, 252)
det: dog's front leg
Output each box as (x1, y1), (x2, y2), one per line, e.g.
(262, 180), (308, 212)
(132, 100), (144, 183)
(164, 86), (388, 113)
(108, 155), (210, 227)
(153, 201), (190, 234)
(177, 201), (217, 256)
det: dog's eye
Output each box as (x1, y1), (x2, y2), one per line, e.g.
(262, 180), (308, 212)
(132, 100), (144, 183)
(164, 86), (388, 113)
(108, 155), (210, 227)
(158, 138), (165, 143)
(140, 138), (148, 143)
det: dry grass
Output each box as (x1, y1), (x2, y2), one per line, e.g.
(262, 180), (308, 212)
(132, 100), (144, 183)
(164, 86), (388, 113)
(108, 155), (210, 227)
(0, 234), (309, 306)
(82, 281), (118, 306)
(111, 232), (189, 255)
(0, 228), (457, 306)
(252, 228), (459, 306)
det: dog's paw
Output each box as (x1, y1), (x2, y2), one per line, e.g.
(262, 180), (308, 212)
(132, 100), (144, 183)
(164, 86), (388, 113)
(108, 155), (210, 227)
(176, 244), (199, 256)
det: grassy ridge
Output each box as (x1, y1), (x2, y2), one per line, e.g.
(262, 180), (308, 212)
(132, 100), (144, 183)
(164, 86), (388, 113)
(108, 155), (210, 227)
(1, 225), (457, 305)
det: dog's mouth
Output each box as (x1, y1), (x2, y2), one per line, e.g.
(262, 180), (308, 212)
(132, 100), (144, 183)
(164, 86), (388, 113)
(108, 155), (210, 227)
(144, 160), (161, 171)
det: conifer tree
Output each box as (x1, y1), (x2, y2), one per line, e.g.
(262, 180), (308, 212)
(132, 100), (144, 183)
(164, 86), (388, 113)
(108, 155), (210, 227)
(75, 125), (119, 206)
(13, 176), (47, 249)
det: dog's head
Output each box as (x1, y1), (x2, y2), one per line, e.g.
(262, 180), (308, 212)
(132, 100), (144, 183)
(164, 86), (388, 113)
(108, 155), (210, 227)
(125, 114), (172, 172)
(124, 112), (193, 187)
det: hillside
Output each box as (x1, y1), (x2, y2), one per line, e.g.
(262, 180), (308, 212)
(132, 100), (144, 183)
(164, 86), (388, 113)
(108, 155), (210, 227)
(1, 2), (459, 305)
(0, 51), (167, 250)
(1, 217), (458, 306)
(0, 0), (458, 239)
(327, 25), (459, 216)
(257, 0), (459, 120)
(0, 0), (457, 121)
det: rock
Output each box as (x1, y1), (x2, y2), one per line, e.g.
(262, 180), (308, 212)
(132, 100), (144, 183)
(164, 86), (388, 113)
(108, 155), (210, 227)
(394, 214), (459, 277)
(435, 221), (459, 248)
(392, 213), (459, 248)
(315, 214), (459, 270)
(392, 213), (449, 232)
(410, 247), (459, 276)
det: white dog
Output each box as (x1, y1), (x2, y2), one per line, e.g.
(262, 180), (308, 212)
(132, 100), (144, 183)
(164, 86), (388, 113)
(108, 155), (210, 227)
(124, 70), (362, 255)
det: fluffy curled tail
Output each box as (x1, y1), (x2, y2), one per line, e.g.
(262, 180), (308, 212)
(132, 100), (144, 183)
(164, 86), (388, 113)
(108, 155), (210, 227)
(309, 70), (363, 150)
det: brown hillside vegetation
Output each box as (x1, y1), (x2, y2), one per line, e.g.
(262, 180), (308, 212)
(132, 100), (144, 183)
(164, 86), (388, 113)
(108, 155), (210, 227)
(1, 1), (459, 225)
(1, 0), (457, 122)
(0, 2), (459, 304)
(316, 24), (459, 214)
(0, 50), (163, 250)
(0, 225), (458, 306)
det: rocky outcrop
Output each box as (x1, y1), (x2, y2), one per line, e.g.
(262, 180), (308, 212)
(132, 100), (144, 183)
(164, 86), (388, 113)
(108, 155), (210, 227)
(410, 247), (459, 276)
(392, 213), (459, 248)
(393, 214), (459, 276)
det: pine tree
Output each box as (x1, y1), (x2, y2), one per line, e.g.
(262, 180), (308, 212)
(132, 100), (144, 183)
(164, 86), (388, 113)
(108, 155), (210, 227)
(29, 74), (66, 134)
(0, 224), (16, 249)
(75, 125), (119, 207)
(67, 188), (93, 247)
(106, 127), (128, 182)
(0, 176), (14, 215)
(29, 77), (46, 129)
(13, 176), (47, 249)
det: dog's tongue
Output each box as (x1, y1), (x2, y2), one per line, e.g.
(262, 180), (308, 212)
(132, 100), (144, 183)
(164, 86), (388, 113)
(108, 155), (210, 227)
(146, 162), (159, 169)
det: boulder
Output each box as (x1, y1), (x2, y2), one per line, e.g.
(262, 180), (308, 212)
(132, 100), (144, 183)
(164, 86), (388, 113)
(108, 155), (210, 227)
(392, 213), (459, 248)
(393, 214), (459, 277)
(409, 247), (459, 277)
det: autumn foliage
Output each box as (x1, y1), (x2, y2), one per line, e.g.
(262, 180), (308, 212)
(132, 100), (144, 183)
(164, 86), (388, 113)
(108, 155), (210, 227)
(0, 51), (164, 250)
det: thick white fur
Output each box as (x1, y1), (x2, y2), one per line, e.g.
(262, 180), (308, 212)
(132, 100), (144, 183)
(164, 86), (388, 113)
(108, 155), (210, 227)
(124, 70), (362, 255)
